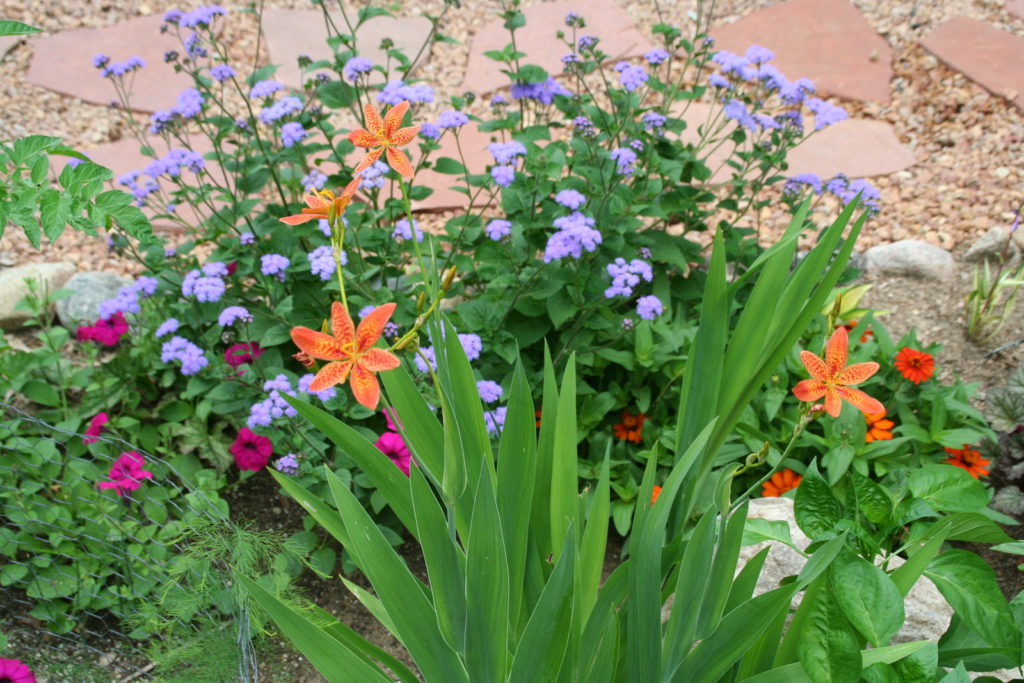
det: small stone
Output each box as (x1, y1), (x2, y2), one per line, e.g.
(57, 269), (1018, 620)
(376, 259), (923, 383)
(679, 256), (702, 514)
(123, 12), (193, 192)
(965, 226), (1019, 265)
(995, 167), (1011, 179)
(865, 240), (956, 280)
(0, 262), (76, 330)
(56, 271), (133, 329)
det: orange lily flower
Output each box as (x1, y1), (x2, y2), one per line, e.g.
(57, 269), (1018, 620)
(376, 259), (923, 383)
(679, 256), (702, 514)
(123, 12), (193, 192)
(793, 327), (884, 418)
(348, 100), (420, 178)
(280, 175), (361, 226)
(762, 469), (802, 497)
(290, 302), (401, 410)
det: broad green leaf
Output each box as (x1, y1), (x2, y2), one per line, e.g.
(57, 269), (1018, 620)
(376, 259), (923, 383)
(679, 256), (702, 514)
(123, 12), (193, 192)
(664, 509), (718, 672)
(306, 604), (419, 683)
(908, 465), (989, 513)
(795, 461), (841, 539)
(742, 518), (794, 547)
(924, 550), (1020, 649)
(798, 584), (861, 683)
(577, 446), (610, 627)
(0, 20), (42, 36)
(549, 355), (578, 556)
(891, 641), (936, 683)
(830, 549), (904, 647)
(381, 365), (444, 477)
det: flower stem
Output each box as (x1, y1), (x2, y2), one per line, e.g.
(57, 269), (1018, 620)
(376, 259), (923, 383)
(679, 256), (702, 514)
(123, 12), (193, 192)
(398, 177), (436, 299)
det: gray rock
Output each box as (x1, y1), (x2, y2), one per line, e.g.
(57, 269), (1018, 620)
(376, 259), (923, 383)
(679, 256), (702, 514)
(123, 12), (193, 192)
(966, 227), (1020, 266)
(0, 262), (76, 330)
(865, 239), (956, 280)
(56, 271), (132, 328)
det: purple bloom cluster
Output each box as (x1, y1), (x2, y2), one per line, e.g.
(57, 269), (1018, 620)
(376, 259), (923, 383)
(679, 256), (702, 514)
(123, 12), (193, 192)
(260, 254), (290, 280)
(783, 172), (824, 196)
(317, 219), (332, 238)
(573, 116), (596, 137)
(510, 77), (570, 105)
(492, 166), (515, 187)
(378, 80), (435, 105)
(393, 219), (424, 243)
(182, 263), (228, 303)
(636, 295), (664, 320)
(565, 11), (583, 27)
(165, 5), (227, 27)
(477, 380), (503, 403)
(555, 189), (586, 210)
(132, 276), (159, 297)
(307, 245), (337, 280)
(578, 35), (598, 51)
(240, 232), (256, 245)
(486, 219), (512, 241)
(161, 336), (209, 375)
(210, 64), (235, 82)
(299, 373), (337, 401)
(248, 374), (298, 427)
(642, 112), (667, 131)
(805, 97), (848, 129)
(249, 80), (285, 99)
(610, 147), (638, 175)
(218, 306), (252, 326)
(141, 149), (205, 180)
(544, 212), (602, 262)
(359, 160), (390, 190)
(281, 122), (307, 147)
(615, 61), (649, 91)
(605, 257), (653, 298)
(275, 453), (300, 475)
(155, 318), (180, 339)
(173, 88), (204, 119)
(96, 275), (161, 318)
(259, 96), (303, 123)
(708, 73), (731, 89)
(184, 31), (206, 58)
(644, 48), (670, 65)
(419, 122), (442, 140)
(438, 110), (469, 129)
(343, 56), (373, 82)
(484, 407), (508, 435)
(301, 169), (328, 191)
(96, 55), (145, 78)
(413, 333), (483, 372)
(828, 176), (881, 213)
(488, 141), (527, 165)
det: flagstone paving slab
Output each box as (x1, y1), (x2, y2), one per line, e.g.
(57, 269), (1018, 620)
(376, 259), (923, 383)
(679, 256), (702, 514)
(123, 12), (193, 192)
(461, 0), (653, 95)
(1008, 0), (1024, 21)
(920, 15), (1024, 110)
(263, 10), (434, 91)
(26, 15), (197, 112)
(710, 0), (894, 104)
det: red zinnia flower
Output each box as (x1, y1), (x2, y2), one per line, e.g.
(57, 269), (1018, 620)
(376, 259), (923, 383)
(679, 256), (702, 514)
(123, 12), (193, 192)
(894, 347), (934, 385)
(651, 485), (662, 504)
(0, 658), (35, 683)
(230, 427), (273, 471)
(762, 469), (802, 497)
(83, 412), (109, 444)
(613, 410), (646, 442)
(943, 444), (990, 479)
(865, 411), (895, 443)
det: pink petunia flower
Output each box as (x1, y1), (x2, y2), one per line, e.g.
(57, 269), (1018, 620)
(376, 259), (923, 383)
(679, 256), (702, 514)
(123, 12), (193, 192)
(83, 312), (130, 347)
(230, 427), (273, 471)
(97, 451), (153, 497)
(0, 658), (36, 683)
(82, 412), (109, 444)
(374, 431), (411, 476)
(224, 342), (264, 368)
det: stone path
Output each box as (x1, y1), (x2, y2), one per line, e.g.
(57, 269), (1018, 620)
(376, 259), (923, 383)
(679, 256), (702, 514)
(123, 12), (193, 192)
(16, 0), (1023, 220)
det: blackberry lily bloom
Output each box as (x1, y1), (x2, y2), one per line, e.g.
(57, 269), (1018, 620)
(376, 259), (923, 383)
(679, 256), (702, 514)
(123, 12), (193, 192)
(793, 327), (883, 418)
(280, 175), (361, 226)
(290, 302), (401, 410)
(348, 101), (421, 178)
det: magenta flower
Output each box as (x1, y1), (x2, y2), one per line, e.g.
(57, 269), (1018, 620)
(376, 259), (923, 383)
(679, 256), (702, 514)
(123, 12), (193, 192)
(83, 412), (109, 444)
(0, 658), (35, 683)
(77, 312), (129, 347)
(224, 342), (264, 368)
(230, 427), (273, 471)
(375, 431), (411, 476)
(97, 451), (154, 497)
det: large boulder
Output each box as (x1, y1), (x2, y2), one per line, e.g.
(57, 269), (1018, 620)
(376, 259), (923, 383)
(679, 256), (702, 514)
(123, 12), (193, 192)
(0, 262), (76, 330)
(56, 271), (132, 329)
(864, 239), (956, 280)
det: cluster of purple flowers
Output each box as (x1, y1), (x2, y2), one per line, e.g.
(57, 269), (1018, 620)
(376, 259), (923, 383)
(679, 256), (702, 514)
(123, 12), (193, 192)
(260, 254), (290, 280)
(259, 96), (303, 123)
(544, 212), (602, 262)
(492, 166), (515, 187)
(248, 375), (298, 428)
(578, 35), (599, 52)
(392, 219), (424, 243)
(298, 373), (337, 401)
(438, 110), (469, 129)
(218, 306), (252, 326)
(413, 333), (483, 372)
(484, 407), (508, 435)
(182, 262), (228, 303)
(358, 161), (390, 190)
(636, 295), (664, 320)
(281, 122), (307, 147)
(645, 48), (670, 65)
(249, 80), (285, 99)
(155, 317), (180, 338)
(419, 122), (441, 140)
(510, 77), (570, 105)
(301, 169), (328, 191)
(486, 219), (512, 241)
(378, 80), (434, 105)
(782, 173), (825, 196)
(782, 172), (880, 212)
(565, 11), (584, 27)
(164, 5), (227, 27)
(488, 141), (527, 165)
(642, 112), (667, 131)
(240, 232), (256, 245)
(343, 56), (373, 82)
(174, 88), (204, 118)
(573, 116), (597, 137)
(307, 246), (337, 280)
(93, 54), (145, 78)
(275, 453), (300, 475)
(554, 189), (586, 210)
(136, 149), (205, 184)
(605, 257), (653, 298)
(210, 64), (235, 82)
(161, 336), (209, 375)
(477, 380), (503, 403)
(610, 147), (638, 175)
(615, 61), (649, 92)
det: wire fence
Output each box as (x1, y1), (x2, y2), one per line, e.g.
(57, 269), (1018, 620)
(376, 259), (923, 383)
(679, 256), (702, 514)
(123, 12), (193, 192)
(0, 401), (258, 682)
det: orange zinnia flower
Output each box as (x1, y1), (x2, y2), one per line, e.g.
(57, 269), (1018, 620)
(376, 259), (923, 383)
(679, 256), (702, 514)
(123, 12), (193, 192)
(762, 469), (802, 497)
(290, 302), (401, 410)
(280, 175), (361, 226)
(651, 485), (662, 504)
(348, 100), (421, 178)
(613, 410), (646, 442)
(838, 319), (874, 344)
(943, 444), (990, 479)
(865, 411), (895, 443)
(793, 327), (884, 418)
(894, 347), (934, 385)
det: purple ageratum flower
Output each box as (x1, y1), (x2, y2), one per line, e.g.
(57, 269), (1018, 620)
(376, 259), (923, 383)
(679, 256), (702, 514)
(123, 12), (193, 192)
(486, 219), (512, 241)
(708, 73), (731, 89)
(259, 96), (303, 123)
(161, 336), (209, 375)
(636, 295), (664, 320)
(723, 99), (756, 131)
(477, 380), (503, 403)
(301, 169), (328, 191)
(618, 64), (649, 91)
(755, 114), (781, 130)
(202, 261), (229, 277)
(562, 53), (581, 66)
(275, 453), (300, 475)
(544, 212), (602, 262)
(377, 80), (435, 105)
(163, 9), (183, 23)
(130, 276), (159, 297)
(281, 122), (307, 148)
(490, 94), (507, 107)
(484, 407), (508, 435)
(488, 141), (527, 165)
(783, 173), (824, 196)
(555, 189), (587, 210)
(838, 178), (881, 213)
(249, 80), (285, 99)
(343, 56), (373, 82)
(298, 373), (337, 401)
(173, 88), (204, 118)
(358, 305), (376, 319)
(155, 318), (180, 338)
(393, 218), (425, 243)
(414, 346), (437, 373)
(183, 31), (206, 58)
(711, 50), (749, 76)
(604, 257), (653, 298)
(645, 48), (670, 65)
(573, 116), (596, 137)
(565, 11), (583, 26)
(437, 110), (469, 129)
(218, 306), (252, 326)
(260, 254), (290, 280)
(165, 248), (177, 258)
(779, 77), (815, 105)
(610, 147), (638, 175)
(419, 122), (442, 140)
(510, 77), (570, 105)
(459, 333), (483, 361)
(317, 219), (331, 238)
(98, 287), (141, 318)
(578, 35), (598, 51)
(193, 276), (226, 303)
(359, 160), (390, 190)
(744, 44), (775, 64)
(492, 165), (515, 187)
(210, 64), (235, 82)
(92, 54), (110, 69)
(308, 245), (337, 280)
(629, 138), (644, 152)
(180, 4), (227, 27)
(622, 318), (635, 330)
(642, 112), (667, 131)
(825, 174), (849, 195)
(805, 97), (848, 129)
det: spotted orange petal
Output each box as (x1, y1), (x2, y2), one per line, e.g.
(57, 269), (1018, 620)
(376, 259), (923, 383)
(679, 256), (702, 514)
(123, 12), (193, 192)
(303, 193), (332, 211)
(353, 148), (384, 175)
(825, 327), (849, 376)
(280, 212), (319, 225)
(291, 327), (349, 360)
(310, 361), (353, 392)
(836, 386), (884, 415)
(359, 347), (400, 372)
(356, 302), (396, 352)
(330, 301), (356, 346)
(823, 386), (842, 418)
(793, 378), (827, 402)
(836, 361), (879, 386)
(799, 351), (830, 383)
(350, 364), (382, 410)
(389, 125), (421, 147)
(383, 100), (409, 137)
(340, 174), (362, 199)
(385, 146), (415, 178)
(364, 102), (384, 135)
(348, 128), (379, 148)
